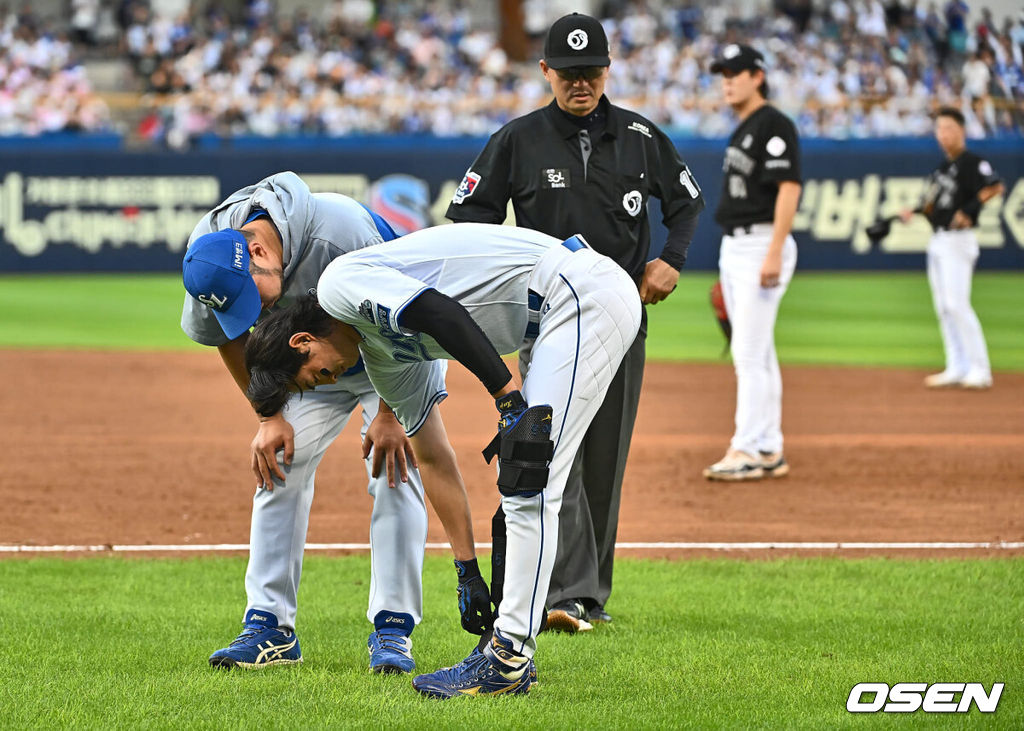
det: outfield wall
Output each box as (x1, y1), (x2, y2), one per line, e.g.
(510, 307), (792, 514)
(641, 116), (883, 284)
(0, 138), (1021, 272)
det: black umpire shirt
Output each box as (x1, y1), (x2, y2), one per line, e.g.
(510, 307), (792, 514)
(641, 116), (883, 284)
(446, 96), (705, 279)
(922, 150), (1002, 231)
(714, 104), (801, 230)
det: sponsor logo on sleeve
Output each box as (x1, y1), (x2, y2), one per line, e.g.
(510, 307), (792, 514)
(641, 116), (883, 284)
(567, 29), (588, 50)
(358, 299), (375, 323)
(979, 160), (993, 176)
(452, 171), (481, 204)
(541, 168), (570, 189)
(766, 136), (787, 157)
(741, 134), (753, 149)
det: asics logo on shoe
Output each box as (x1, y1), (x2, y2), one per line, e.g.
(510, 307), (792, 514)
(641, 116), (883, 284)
(250, 614), (268, 622)
(256, 638), (297, 664)
(385, 616), (407, 624)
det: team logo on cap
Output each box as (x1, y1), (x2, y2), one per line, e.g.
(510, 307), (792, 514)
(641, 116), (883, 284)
(198, 292), (228, 309)
(622, 190), (643, 217)
(567, 29), (588, 50)
(723, 44), (740, 58)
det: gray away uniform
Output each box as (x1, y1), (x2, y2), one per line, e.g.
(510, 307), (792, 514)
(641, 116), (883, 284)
(181, 171), (444, 630)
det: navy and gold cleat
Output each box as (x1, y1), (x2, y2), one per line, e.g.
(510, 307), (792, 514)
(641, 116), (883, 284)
(412, 634), (535, 698)
(209, 609), (302, 669)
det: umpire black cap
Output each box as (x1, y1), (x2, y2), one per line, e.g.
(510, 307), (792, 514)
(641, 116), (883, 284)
(543, 13), (610, 69)
(710, 44), (766, 73)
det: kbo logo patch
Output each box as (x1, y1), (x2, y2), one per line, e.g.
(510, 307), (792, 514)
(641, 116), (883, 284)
(452, 171), (481, 204)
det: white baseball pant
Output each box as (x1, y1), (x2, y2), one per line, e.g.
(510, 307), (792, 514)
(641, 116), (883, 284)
(927, 229), (991, 380)
(245, 370), (428, 630)
(493, 243), (642, 658)
(718, 226), (797, 457)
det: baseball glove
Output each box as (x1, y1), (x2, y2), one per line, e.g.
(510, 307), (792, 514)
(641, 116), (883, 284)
(710, 280), (731, 349)
(865, 216), (894, 245)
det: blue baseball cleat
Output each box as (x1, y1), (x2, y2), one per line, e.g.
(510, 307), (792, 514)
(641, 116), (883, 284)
(208, 609), (302, 669)
(368, 611), (416, 674)
(412, 633), (536, 698)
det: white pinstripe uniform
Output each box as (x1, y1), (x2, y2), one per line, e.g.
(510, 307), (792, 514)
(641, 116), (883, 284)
(315, 223), (642, 658)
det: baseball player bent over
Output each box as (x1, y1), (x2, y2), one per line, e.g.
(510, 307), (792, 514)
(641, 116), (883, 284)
(243, 223), (642, 697)
(181, 172), (489, 673)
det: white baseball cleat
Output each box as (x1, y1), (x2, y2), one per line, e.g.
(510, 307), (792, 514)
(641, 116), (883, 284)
(959, 371), (993, 390)
(759, 451), (789, 478)
(703, 450), (764, 481)
(924, 371), (965, 389)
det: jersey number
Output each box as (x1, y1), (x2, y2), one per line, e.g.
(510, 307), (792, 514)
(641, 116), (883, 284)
(729, 175), (748, 200)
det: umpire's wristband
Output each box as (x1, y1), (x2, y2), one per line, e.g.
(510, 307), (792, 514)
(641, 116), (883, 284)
(454, 558), (481, 584)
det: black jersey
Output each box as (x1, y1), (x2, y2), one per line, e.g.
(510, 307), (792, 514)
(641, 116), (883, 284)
(923, 150), (1002, 230)
(445, 97), (705, 279)
(714, 104), (801, 230)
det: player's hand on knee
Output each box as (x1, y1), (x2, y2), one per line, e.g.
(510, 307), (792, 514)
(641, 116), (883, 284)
(363, 411), (416, 488)
(250, 414), (294, 490)
(455, 558), (494, 635)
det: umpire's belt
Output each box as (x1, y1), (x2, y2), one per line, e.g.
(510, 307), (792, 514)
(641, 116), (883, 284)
(524, 235), (588, 339)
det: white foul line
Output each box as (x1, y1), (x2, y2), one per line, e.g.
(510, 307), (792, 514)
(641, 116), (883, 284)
(1, 541), (1023, 554)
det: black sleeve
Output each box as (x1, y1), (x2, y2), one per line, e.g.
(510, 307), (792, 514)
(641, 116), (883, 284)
(397, 288), (512, 394)
(648, 123), (706, 227)
(760, 113), (801, 184)
(658, 211), (699, 270)
(445, 128), (514, 224)
(960, 156), (1001, 221)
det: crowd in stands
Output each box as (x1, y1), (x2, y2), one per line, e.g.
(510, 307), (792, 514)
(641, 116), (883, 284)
(4, 0), (1023, 143)
(0, 3), (112, 135)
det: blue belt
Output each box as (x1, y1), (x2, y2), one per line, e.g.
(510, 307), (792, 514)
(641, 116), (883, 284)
(561, 234), (587, 252)
(524, 236), (587, 338)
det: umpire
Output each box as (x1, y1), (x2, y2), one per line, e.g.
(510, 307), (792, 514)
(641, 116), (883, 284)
(447, 12), (704, 632)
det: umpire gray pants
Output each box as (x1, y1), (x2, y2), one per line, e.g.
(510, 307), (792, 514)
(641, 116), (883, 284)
(544, 307), (646, 610)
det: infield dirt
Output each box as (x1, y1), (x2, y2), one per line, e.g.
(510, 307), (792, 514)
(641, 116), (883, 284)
(2, 350), (1021, 557)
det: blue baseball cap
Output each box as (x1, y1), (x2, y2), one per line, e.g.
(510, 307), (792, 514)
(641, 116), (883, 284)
(182, 229), (262, 340)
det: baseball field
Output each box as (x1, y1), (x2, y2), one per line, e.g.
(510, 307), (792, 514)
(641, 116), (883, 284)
(1, 271), (1022, 728)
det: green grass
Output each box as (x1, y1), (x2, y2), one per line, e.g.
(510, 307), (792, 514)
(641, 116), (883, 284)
(0, 272), (1022, 370)
(0, 555), (1020, 728)
(649, 272), (1024, 370)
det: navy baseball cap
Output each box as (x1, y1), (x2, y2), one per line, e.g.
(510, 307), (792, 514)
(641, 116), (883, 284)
(544, 13), (610, 69)
(710, 44), (766, 74)
(182, 229), (262, 340)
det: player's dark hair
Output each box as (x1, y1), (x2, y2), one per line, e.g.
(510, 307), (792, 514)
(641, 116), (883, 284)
(244, 294), (337, 417)
(756, 69), (769, 99)
(936, 106), (965, 127)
